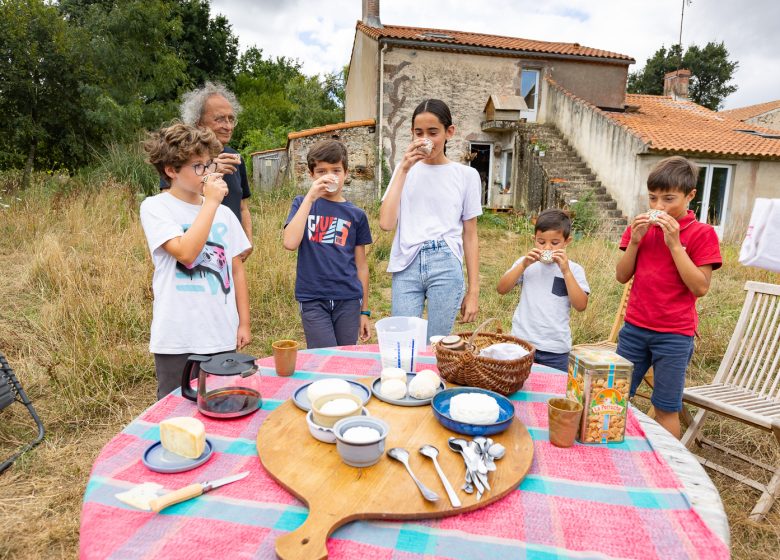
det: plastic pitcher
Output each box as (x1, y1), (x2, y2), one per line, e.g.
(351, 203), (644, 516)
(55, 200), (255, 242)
(375, 316), (428, 372)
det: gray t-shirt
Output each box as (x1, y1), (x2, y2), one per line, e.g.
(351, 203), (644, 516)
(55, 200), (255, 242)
(508, 257), (590, 353)
(383, 161), (482, 273)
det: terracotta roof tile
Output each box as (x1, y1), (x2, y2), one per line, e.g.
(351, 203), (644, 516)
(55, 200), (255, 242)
(357, 22), (634, 63)
(604, 94), (780, 158)
(720, 100), (780, 122)
(287, 119), (376, 140)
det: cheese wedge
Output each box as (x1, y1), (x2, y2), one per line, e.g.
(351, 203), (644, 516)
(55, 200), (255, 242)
(115, 482), (163, 511)
(159, 417), (206, 459)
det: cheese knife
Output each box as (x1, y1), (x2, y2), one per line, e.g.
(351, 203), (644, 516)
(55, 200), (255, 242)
(149, 471), (249, 513)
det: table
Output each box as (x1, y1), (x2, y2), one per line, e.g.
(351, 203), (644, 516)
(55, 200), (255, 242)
(80, 346), (730, 559)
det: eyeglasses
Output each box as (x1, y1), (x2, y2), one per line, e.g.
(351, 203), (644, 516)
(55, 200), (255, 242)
(213, 115), (237, 126)
(189, 161), (217, 176)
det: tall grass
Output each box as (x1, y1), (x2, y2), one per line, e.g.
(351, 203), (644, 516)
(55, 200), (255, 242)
(0, 172), (778, 559)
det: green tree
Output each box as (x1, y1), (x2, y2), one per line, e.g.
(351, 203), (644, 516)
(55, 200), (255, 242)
(0, 0), (99, 184)
(231, 47), (344, 154)
(627, 42), (738, 110)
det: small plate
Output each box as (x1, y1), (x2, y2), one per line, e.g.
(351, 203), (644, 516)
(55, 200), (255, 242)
(142, 439), (214, 473)
(293, 380), (371, 412)
(431, 387), (515, 436)
(371, 373), (446, 407)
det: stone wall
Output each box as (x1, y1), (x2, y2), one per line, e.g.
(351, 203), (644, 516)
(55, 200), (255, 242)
(745, 109), (780, 132)
(288, 124), (378, 204)
(543, 80), (650, 219)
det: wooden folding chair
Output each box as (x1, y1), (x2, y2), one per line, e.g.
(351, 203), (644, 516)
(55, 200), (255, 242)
(0, 353), (45, 474)
(681, 281), (780, 521)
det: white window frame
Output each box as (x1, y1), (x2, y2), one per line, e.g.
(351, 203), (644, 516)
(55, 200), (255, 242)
(501, 150), (514, 193)
(520, 69), (540, 122)
(693, 162), (732, 239)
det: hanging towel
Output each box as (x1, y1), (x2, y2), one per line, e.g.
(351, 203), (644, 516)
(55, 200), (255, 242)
(739, 198), (780, 273)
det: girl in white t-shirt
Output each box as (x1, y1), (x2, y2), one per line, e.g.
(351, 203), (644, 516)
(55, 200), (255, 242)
(140, 123), (251, 399)
(379, 99), (482, 339)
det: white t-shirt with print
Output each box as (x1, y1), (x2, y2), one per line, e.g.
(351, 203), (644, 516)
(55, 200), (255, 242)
(139, 192), (251, 354)
(384, 161), (482, 273)
(508, 257), (590, 353)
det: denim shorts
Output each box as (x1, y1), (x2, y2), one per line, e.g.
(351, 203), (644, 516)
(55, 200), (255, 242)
(615, 322), (694, 412)
(391, 240), (464, 340)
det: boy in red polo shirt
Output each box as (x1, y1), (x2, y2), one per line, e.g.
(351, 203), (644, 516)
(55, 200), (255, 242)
(615, 156), (722, 438)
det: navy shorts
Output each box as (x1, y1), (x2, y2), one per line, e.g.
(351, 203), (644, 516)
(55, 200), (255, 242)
(616, 322), (694, 412)
(534, 349), (570, 372)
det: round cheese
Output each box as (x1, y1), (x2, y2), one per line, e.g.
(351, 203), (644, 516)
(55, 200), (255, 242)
(381, 378), (407, 400)
(159, 417), (206, 459)
(449, 393), (500, 425)
(380, 367), (407, 383)
(408, 374), (439, 399)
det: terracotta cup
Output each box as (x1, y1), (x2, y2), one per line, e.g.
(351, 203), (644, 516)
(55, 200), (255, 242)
(547, 397), (583, 448)
(272, 340), (299, 377)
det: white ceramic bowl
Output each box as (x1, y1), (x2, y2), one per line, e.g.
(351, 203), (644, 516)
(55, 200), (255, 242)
(332, 416), (390, 467)
(311, 392), (363, 428)
(305, 407), (370, 444)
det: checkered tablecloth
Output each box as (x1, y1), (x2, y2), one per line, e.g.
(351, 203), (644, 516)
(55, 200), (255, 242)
(80, 346), (729, 559)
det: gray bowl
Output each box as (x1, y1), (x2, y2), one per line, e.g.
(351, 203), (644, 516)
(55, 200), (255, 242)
(332, 416), (390, 467)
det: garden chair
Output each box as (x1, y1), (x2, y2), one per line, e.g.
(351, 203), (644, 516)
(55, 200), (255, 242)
(681, 281), (780, 521)
(0, 353), (45, 474)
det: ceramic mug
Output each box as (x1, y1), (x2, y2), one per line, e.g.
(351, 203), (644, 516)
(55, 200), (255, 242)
(272, 340), (299, 377)
(547, 397), (583, 448)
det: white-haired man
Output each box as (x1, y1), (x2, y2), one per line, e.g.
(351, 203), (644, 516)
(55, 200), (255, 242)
(172, 82), (253, 260)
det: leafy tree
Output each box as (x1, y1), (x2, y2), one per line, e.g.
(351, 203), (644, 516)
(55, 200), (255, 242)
(171, 0), (239, 88)
(0, 0), (99, 184)
(231, 47), (344, 154)
(627, 42), (738, 110)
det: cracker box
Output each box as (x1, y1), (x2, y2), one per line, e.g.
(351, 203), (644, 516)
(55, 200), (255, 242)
(566, 345), (633, 444)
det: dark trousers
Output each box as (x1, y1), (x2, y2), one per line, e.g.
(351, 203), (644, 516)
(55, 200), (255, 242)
(534, 349), (570, 372)
(300, 299), (361, 349)
(153, 351), (233, 401)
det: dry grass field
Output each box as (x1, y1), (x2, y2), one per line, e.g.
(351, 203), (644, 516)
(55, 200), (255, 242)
(1, 173), (778, 559)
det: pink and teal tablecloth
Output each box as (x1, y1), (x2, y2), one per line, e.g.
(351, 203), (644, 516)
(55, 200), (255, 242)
(80, 346), (730, 559)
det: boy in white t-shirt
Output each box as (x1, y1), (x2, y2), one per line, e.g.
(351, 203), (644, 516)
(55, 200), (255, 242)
(497, 209), (589, 371)
(140, 123), (251, 399)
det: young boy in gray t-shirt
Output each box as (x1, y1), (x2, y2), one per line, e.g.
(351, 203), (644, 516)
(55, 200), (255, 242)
(496, 209), (590, 371)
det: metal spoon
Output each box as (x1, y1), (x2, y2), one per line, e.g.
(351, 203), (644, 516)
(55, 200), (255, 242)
(488, 442), (506, 461)
(448, 438), (485, 497)
(419, 445), (461, 508)
(387, 448), (440, 502)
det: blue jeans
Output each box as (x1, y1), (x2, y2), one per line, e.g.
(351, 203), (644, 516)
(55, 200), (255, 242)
(391, 240), (465, 340)
(616, 322), (695, 412)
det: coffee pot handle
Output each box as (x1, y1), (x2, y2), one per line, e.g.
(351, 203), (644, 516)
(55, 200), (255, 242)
(181, 355), (210, 402)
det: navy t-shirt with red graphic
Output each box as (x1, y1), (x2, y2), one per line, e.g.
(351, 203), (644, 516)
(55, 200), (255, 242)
(285, 196), (372, 301)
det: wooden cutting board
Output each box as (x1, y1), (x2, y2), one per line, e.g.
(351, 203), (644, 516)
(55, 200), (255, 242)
(256, 381), (534, 560)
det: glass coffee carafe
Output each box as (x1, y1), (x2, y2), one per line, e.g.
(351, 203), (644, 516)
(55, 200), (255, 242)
(181, 353), (261, 419)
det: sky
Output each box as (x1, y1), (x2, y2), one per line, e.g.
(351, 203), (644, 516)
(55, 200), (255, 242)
(209, 0), (779, 110)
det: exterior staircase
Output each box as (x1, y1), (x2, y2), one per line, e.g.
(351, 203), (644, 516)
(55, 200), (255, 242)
(520, 123), (628, 239)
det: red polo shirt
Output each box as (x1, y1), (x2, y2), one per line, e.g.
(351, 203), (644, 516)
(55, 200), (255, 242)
(620, 210), (722, 336)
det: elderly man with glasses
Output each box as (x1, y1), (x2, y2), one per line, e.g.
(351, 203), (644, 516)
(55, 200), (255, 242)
(163, 82), (253, 260)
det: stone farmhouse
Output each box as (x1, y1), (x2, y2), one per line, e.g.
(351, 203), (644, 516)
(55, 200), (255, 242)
(257, 0), (780, 241)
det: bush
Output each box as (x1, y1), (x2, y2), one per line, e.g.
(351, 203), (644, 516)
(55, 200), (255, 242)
(570, 192), (601, 236)
(86, 141), (159, 196)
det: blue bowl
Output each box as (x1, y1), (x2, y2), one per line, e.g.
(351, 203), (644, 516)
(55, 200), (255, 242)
(431, 387), (515, 436)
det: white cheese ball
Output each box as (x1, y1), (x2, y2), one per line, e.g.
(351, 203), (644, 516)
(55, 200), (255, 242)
(380, 367), (407, 384)
(307, 378), (351, 403)
(415, 369), (440, 386)
(381, 378), (407, 400)
(449, 392), (500, 425)
(408, 374), (440, 400)
(319, 397), (359, 416)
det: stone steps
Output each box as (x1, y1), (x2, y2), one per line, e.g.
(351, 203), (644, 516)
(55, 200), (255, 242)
(523, 123), (628, 239)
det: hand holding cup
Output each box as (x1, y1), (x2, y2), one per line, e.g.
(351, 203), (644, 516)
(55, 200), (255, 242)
(215, 152), (241, 175)
(201, 172), (228, 203)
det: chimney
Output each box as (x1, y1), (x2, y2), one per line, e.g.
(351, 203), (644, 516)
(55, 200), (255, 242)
(664, 69), (691, 100)
(362, 0), (382, 28)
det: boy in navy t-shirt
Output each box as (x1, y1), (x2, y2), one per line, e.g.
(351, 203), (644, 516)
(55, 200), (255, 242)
(283, 140), (373, 348)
